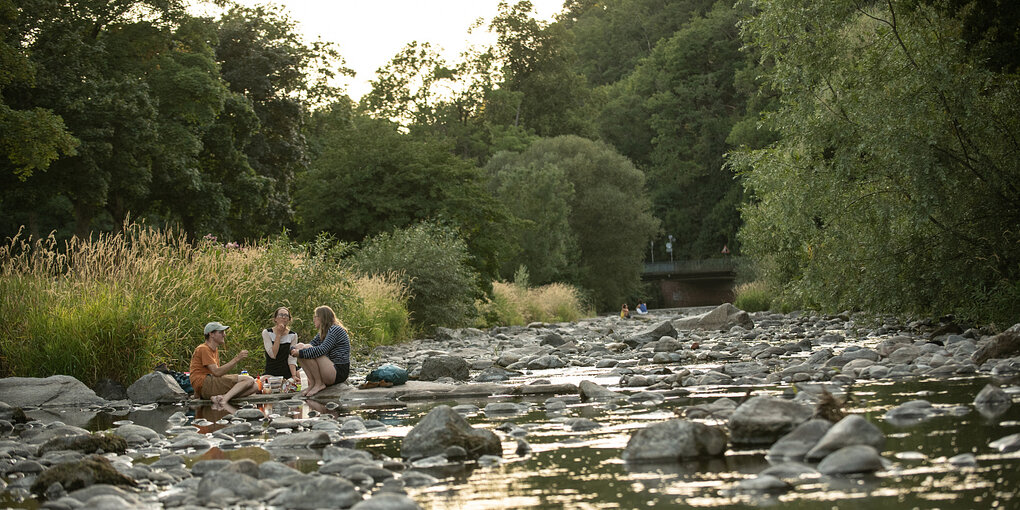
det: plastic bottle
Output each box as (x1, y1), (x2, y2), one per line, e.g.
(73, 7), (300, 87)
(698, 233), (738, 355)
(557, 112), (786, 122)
(241, 369), (249, 377)
(299, 369), (308, 392)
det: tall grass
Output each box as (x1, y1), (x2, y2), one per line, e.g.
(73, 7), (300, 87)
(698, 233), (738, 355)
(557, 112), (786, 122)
(0, 223), (412, 387)
(733, 280), (774, 313)
(475, 281), (591, 327)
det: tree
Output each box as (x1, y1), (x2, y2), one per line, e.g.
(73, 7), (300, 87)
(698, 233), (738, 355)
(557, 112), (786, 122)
(214, 4), (350, 238)
(296, 107), (512, 285)
(734, 0), (1020, 324)
(488, 136), (659, 309)
(598, 1), (753, 260)
(485, 155), (575, 284)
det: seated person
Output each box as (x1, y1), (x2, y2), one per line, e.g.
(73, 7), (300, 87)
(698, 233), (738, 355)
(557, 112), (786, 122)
(189, 322), (258, 405)
(621, 304), (631, 319)
(291, 305), (351, 398)
(263, 307), (299, 383)
(636, 301), (648, 315)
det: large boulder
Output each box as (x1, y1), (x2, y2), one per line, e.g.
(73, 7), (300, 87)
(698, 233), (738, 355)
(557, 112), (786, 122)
(728, 396), (814, 446)
(622, 419), (727, 462)
(623, 321), (678, 347)
(401, 405), (501, 461)
(126, 372), (188, 404)
(974, 384), (1012, 419)
(578, 380), (625, 401)
(673, 303), (753, 331)
(972, 327), (1020, 365)
(418, 356), (470, 381)
(805, 414), (885, 461)
(0, 376), (105, 407)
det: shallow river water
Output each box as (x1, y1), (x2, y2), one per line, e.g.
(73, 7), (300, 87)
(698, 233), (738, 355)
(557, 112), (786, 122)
(10, 369), (1018, 510)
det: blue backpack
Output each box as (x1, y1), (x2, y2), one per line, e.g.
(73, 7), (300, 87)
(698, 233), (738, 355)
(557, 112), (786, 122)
(366, 364), (409, 385)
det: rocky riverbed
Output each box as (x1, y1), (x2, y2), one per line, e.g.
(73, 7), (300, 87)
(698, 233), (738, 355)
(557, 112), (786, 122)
(0, 304), (1018, 509)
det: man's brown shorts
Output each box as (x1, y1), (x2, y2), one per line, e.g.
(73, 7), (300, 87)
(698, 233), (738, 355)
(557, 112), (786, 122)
(200, 374), (240, 398)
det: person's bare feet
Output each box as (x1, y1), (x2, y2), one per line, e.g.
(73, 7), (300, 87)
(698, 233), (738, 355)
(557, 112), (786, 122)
(304, 384), (326, 397)
(211, 395), (224, 405)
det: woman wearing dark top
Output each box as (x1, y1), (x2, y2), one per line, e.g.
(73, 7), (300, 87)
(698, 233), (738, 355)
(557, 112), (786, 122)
(263, 307), (298, 380)
(290, 305), (351, 397)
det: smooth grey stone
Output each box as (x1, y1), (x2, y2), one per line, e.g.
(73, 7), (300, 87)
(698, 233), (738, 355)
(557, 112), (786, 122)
(126, 373), (188, 404)
(817, 445), (884, 474)
(401, 405), (501, 461)
(622, 420), (727, 462)
(806, 415), (885, 461)
(989, 432), (1020, 453)
(350, 493), (422, 510)
(0, 376), (106, 407)
(566, 418), (601, 431)
(268, 475), (363, 509)
(768, 419), (833, 461)
(884, 400), (938, 426)
(265, 431), (331, 449)
(729, 396), (814, 446)
(732, 474), (790, 492)
(234, 408), (265, 420)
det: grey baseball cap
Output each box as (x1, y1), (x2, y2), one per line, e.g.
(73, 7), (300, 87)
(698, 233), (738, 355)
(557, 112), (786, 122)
(203, 322), (230, 335)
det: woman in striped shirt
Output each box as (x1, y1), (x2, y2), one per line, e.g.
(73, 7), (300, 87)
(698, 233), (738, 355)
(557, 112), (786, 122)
(290, 305), (351, 397)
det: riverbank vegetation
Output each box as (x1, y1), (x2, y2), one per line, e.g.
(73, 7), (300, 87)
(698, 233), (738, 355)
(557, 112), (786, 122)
(0, 223), (588, 386)
(2, 0), (1017, 373)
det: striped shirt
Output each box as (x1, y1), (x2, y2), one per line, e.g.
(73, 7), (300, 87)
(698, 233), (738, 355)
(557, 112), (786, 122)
(298, 324), (350, 365)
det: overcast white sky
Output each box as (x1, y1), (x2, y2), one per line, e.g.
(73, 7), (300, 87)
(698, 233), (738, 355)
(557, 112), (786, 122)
(201, 1), (566, 99)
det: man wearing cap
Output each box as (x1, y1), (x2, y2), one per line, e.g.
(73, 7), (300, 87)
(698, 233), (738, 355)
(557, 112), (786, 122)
(189, 322), (258, 405)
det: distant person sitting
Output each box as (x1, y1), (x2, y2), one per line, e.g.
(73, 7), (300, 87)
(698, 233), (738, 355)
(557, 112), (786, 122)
(636, 301), (648, 315)
(620, 304), (631, 319)
(189, 322), (258, 406)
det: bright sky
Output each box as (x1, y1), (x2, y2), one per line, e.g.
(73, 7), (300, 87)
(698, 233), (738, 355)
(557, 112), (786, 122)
(205, 1), (566, 100)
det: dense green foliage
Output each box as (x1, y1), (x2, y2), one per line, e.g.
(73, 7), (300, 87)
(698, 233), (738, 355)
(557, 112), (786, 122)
(734, 0), (1020, 324)
(5, 0), (1014, 336)
(486, 136), (659, 310)
(348, 222), (480, 331)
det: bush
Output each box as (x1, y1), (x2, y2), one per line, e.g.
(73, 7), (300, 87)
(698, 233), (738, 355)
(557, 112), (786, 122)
(341, 273), (413, 353)
(733, 281), (773, 313)
(475, 281), (590, 327)
(349, 222), (479, 331)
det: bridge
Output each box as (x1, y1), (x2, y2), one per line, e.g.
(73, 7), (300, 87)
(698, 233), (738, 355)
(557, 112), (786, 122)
(641, 257), (742, 307)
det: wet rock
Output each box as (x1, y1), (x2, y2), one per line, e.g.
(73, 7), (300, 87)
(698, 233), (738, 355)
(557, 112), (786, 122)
(884, 400), (939, 426)
(92, 379), (128, 401)
(972, 328), (1020, 365)
(947, 453), (978, 467)
(197, 470), (267, 500)
(0, 402), (28, 424)
(624, 321), (679, 347)
(0, 376), (106, 407)
(767, 419), (833, 461)
(31, 455), (135, 495)
(622, 419), (727, 462)
(265, 431), (331, 449)
(38, 433), (127, 456)
(673, 304), (753, 331)
(989, 432), (1020, 453)
(401, 405), (501, 461)
(65, 485), (141, 507)
(472, 366), (517, 383)
(973, 384), (1012, 418)
(806, 415), (885, 461)
(126, 373), (188, 404)
(399, 471), (440, 487)
(578, 380), (624, 401)
(566, 418), (601, 431)
(759, 462), (822, 484)
(728, 396), (814, 446)
(732, 474), (790, 493)
(21, 423), (91, 445)
(110, 424), (159, 445)
(351, 493), (423, 509)
(539, 333), (566, 347)
(234, 408), (266, 420)
(419, 356), (470, 381)
(483, 402), (528, 415)
(817, 445), (885, 474)
(527, 355), (566, 370)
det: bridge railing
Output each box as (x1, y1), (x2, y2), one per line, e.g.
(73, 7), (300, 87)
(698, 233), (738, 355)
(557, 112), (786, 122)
(642, 257), (742, 275)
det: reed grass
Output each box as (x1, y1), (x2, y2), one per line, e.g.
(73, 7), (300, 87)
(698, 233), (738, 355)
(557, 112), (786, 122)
(475, 281), (591, 327)
(0, 223), (411, 387)
(733, 280), (774, 313)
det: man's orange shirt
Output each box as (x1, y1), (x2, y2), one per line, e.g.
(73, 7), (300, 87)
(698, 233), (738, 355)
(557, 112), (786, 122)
(189, 343), (219, 396)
